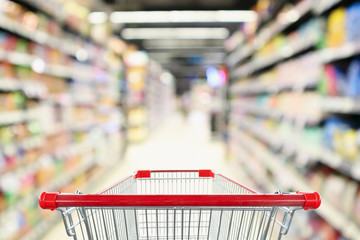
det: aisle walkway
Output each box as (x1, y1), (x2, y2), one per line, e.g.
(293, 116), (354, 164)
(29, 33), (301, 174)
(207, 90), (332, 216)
(41, 112), (252, 240)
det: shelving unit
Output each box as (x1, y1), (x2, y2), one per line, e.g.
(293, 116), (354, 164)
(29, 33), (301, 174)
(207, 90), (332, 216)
(147, 61), (176, 132)
(0, 1), (127, 240)
(226, 0), (360, 238)
(226, 0), (314, 67)
(230, 125), (360, 239)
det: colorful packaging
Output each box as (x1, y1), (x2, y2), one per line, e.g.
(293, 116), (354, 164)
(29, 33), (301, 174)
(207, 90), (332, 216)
(346, 2), (360, 42)
(322, 65), (337, 96)
(346, 59), (360, 98)
(326, 7), (347, 47)
(334, 66), (347, 97)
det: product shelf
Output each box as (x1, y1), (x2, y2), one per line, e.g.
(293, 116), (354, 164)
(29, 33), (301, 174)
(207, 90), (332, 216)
(236, 114), (360, 182)
(229, 40), (360, 94)
(0, 107), (41, 125)
(233, 124), (360, 239)
(1, 156), (97, 240)
(0, 2), (126, 240)
(231, 101), (322, 125)
(318, 40), (360, 64)
(320, 96), (360, 113)
(230, 77), (319, 95)
(231, 34), (319, 79)
(23, 161), (112, 240)
(226, 0), (314, 68)
(0, 13), (78, 57)
(314, 0), (344, 15)
(231, 96), (360, 125)
(0, 50), (99, 80)
(227, 0), (360, 238)
(314, 148), (360, 181)
(0, 109), (25, 125)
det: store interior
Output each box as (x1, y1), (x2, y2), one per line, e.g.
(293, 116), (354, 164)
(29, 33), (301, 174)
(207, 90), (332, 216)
(0, 0), (360, 239)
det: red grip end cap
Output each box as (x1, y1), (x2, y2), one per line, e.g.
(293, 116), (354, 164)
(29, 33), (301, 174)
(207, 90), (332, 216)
(39, 191), (60, 210)
(135, 170), (151, 179)
(297, 191), (321, 210)
(199, 169), (214, 178)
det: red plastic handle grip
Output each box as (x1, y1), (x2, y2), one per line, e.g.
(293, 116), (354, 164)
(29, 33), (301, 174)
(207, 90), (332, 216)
(134, 170), (215, 178)
(39, 192), (321, 210)
(39, 191), (61, 211)
(296, 191), (321, 210)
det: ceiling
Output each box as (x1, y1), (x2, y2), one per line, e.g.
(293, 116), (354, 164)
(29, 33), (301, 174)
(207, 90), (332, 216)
(91, 0), (258, 94)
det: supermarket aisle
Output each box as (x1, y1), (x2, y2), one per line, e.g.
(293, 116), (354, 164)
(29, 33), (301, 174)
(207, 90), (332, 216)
(41, 112), (249, 240)
(125, 112), (226, 170)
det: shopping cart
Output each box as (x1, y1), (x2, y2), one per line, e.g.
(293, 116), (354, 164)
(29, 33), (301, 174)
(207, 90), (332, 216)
(39, 170), (321, 240)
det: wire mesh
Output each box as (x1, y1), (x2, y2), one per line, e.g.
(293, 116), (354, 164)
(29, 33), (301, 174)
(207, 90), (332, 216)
(58, 171), (296, 240)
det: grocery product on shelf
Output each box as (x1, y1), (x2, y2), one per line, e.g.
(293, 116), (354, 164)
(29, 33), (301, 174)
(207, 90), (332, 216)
(326, 7), (347, 47)
(346, 2), (360, 42)
(320, 58), (360, 98)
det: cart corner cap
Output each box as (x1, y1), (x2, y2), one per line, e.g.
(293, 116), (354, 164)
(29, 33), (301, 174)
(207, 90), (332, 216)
(39, 191), (60, 210)
(297, 191), (321, 210)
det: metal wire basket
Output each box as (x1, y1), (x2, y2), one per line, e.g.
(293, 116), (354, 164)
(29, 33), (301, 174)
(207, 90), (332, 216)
(40, 170), (321, 240)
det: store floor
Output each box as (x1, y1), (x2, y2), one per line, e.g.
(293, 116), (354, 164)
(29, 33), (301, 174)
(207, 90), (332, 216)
(41, 112), (251, 240)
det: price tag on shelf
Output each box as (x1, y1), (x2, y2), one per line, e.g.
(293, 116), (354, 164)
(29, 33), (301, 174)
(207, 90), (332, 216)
(0, 110), (24, 125)
(0, 79), (21, 91)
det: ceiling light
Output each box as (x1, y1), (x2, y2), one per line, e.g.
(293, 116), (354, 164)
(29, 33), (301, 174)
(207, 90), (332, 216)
(110, 10), (257, 24)
(88, 12), (108, 24)
(121, 28), (230, 40)
(144, 39), (224, 49)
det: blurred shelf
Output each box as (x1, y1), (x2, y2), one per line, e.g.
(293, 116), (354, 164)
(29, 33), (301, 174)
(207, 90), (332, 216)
(0, 109), (25, 125)
(0, 137), (44, 176)
(70, 122), (97, 132)
(0, 13), (78, 57)
(44, 124), (67, 136)
(234, 124), (360, 239)
(315, 147), (360, 181)
(229, 129), (278, 191)
(231, 96), (360, 124)
(23, 163), (106, 240)
(234, 114), (360, 181)
(229, 25), (360, 82)
(319, 41), (360, 63)
(226, 0), (314, 68)
(320, 96), (360, 113)
(0, 79), (48, 99)
(0, 79), (22, 91)
(231, 101), (322, 125)
(231, 35), (319, 79)
(314, 0), (344, 14)
(0, 50), (97, 79)
(1, 140), (95, 212)
(0, 50), (71, 78)
(1, 135), (44, 152)
(2, 156), (97, 240)
(230, 77), (319, 95)
(0, 107), (41, 125)
(229, 41), (360, 91)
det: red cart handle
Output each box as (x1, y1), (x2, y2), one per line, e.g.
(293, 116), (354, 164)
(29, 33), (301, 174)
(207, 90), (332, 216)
(40, 191), (320, 210)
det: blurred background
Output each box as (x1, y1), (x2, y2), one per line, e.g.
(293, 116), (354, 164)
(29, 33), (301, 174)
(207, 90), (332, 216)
(0, 0), (359, 239)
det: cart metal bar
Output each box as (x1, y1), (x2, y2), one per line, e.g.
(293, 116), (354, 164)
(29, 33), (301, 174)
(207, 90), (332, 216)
(40, 193), (320, 209)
